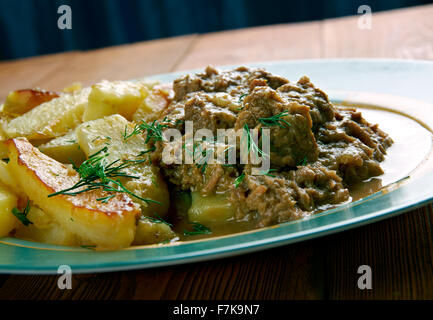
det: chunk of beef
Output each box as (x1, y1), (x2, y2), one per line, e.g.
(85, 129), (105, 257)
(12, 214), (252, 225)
(235, 85), (319, 167)
(173, 66), (288, 101)
(230, 164), (350, 226)
(278, 76), (335, 130)
(316, 107), (393, 183)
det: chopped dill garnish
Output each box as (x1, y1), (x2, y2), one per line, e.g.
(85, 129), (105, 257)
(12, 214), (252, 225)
(150, 176), (159, 187)
(143, 213), (173, 227)
(123, 119), (170, 143)
(48, 147), (161, 205)
(12, 200), (32, 226)
(238, 93), (248, 110)
(123, 124), (141, 141)
(260, 168), (277, 177)
(137, 146), (156, 157)
(185, 141), (211, 174)
(258, 111), (291, 128)
(66, 139), (76, 144)
(242, 123), (268, 158)
(298, 156), (308, 166)
(183, 222), (212, 236)
(238, 93), (248, 103)
(234, 173), (245, 188)
(80, 245), (96, 249)
(96, 194), (115, 203)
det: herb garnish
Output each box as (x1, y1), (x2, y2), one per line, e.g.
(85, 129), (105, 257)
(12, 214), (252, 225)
(144, 213), (173, 227)
(184, 141), (211, 174)
(48, 147), (161, 205)
(195, 146), (210, 174)
(12, 200), (32, 226)
(260, 168), (277, 177)
(242, 123), (268, 158)
(137, 146), (156, 157)
(183, 222), (212, 236)
(298, 156), (308, 166)
(123, 119), (170, 143)
(234, 173), (245, 188)
(238, 93), (248, 110)
(80, 245), (97, 249)
(258, 111), (291, 128)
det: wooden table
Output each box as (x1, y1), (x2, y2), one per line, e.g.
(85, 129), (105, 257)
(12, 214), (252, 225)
(1, 4), (433, 300)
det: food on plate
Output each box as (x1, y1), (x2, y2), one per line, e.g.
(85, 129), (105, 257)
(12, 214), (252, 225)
(2, 87), (90, 140)
(0, 66), (393, 249)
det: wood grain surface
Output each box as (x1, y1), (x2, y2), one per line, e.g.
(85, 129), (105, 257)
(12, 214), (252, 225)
(1, 4), (433, 300)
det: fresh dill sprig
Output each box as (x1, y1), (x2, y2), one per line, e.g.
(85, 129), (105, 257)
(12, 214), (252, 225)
(298, 156), (308, 166)
(234, 173), (245, 188)
(183, 222), (212, 236)
(123, 119), (170, 144)
(140, 119), (169, 143)
(184, 141), (211, 174)
(12, 200), (32, 226)
(194, 144), (211, 173)
(80, 245), (97, 249)
(123, 125), (141, 141)
(48, 147), (161, 205)
(259, 168), (277, 177)
(242, 123), (268, 158)
(143, 213), (173, 227)
(137, 146), (156, 157)
(237, 93), (248, 110)
(258, 111), (291, 128)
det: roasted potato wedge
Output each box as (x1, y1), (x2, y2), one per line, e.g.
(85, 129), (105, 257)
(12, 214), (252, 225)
(2, 88), (90, 140)
(2, 89), (59, 117)
(188, 192), (235, 224)
(132, 83), (173, 123)
(7, 138), (140, 249)
(14, 206), (79, 246)
(0, 182), (19, 237)
(0, 159), (20, 193)
(83, 80), (148, 122)
(133, 217), (177, 245)
(38, 130), (86, 164)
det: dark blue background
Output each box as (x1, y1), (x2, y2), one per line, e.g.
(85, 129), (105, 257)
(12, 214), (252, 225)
(0, 0), (431, 61)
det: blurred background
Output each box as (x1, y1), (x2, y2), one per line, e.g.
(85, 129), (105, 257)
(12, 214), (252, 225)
(0, 0), (431, 61)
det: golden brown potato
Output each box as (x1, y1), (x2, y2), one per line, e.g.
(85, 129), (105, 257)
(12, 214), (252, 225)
(83, 80), (147, 122)
(14, 206), (79, 246)
(132, 217), (177, 245)
(38, 130), (86, 164)
(188, 192), (235, 224)
(2, 89), (59, 117)
(2, 88), (90, 140)
(7, 138), (140, 249)
(0, 182), (19, 237)
(132, 83), (173, 123)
